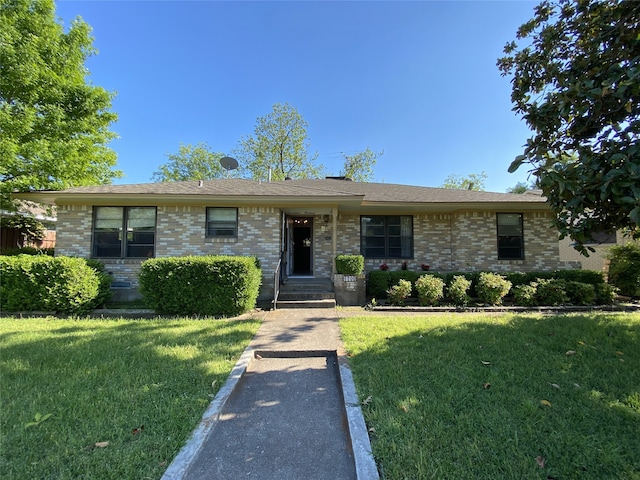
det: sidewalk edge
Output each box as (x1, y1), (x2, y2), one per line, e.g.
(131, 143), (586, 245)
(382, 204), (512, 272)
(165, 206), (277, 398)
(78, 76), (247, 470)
(161, 347), (254, 480)
(339, 356), (380, 480)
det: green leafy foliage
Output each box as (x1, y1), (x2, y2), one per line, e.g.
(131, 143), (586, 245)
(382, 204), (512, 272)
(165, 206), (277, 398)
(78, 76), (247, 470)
(607, 242), (640, 297)
(0, 214), (45, 243)
(335, 254), (364, 275)
(447, 275), (472, 306)
(440, 171), (487, 191)
(414, 274), (445, 306)
(564, 281), (596, 306)
(0, 255), (107, 314)
(512, 284), (538, 306)
(534, 278), (569, 306)
(339, 147), (382, 182)
(476, 272), (512, 305)
(386, 279), (412, 306)
(235, 102), (323, 181)
(367, 270), (392, 298)
(595, 282), (618, 305)
(498, 1), (640, 251)
(0, 0), (121, 211)
(0, 246), (54, 256)
(139, 256), (261, 316)
(151, 142), (231, 182)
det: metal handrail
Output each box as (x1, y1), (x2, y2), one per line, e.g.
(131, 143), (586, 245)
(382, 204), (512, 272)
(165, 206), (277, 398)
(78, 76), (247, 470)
(273, 258), (282, 310)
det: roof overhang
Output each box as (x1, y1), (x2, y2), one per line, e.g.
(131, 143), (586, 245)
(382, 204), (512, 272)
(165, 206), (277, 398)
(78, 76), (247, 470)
(14, 192), (551, 214)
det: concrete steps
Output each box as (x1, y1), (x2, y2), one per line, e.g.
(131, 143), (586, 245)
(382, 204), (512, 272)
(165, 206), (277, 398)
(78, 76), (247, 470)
(275, 277), (336, 309)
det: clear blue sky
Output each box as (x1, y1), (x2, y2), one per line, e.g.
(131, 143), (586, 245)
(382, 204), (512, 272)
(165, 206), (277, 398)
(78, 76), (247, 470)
(56, 0), (539, 192)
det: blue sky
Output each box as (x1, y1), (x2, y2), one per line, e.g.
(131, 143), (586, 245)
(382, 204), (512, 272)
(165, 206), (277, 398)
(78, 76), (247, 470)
(56, 0), (539, 192)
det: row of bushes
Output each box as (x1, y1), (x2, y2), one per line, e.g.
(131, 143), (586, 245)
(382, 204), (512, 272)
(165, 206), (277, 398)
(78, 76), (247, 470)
(368, 269), (606, 299)
(0, 255), (112, 314)
(383, 272), (617, 307)
(1, 254), (262, 316)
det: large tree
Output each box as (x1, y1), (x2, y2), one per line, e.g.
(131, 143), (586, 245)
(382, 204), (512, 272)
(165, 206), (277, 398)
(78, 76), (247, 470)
(339, 147), (382, 182)
(151, 143), (233, 182)
(0, 0), (120, 211)
(440, 171), (487, 191)
(498, 0), (640, 252)
(236, 102), (323, 181)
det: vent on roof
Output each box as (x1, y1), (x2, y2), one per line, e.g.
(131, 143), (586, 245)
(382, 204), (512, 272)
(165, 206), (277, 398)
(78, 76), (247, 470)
(325, 176), (353, 181)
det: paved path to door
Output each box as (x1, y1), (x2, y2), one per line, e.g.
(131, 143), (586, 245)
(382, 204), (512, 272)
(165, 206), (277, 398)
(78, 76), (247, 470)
(162, 308), (377, 480)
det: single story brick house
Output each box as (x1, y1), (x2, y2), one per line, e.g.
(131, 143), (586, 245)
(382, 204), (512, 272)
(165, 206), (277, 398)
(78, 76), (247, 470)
(16, 177), (578, 301)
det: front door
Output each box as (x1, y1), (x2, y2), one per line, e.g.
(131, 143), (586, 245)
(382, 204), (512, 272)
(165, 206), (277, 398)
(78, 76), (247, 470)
(289, 216), (313, 275)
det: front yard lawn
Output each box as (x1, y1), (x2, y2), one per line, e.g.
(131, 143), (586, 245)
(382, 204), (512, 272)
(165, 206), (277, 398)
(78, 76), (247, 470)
(340, 313), (640, 480)
(0, 317), (261, 480)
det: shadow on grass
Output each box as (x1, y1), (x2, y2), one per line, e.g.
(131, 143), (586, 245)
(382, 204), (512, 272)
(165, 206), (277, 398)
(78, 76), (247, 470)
(0, 317), (260, 480)
(342, 313), (640, 480)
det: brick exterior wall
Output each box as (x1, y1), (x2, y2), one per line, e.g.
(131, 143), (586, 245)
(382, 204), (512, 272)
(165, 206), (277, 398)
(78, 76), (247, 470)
(335, 211), (576, 273)
(55, 204), (576, 302)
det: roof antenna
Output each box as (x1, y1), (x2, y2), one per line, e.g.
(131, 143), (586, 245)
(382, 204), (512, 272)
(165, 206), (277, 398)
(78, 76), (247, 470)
(219, 157), (239, 178)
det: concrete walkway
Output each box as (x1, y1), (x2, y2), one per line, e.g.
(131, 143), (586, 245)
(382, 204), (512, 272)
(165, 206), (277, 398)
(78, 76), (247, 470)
(162, 308), (378, 480)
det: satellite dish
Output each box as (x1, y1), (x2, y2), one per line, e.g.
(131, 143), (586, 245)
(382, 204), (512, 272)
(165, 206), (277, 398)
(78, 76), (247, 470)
(220, 156), (239, 175)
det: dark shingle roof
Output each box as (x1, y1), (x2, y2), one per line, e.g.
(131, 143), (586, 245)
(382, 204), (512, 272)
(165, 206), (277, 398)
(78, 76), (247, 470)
(15, 178), (548, 209)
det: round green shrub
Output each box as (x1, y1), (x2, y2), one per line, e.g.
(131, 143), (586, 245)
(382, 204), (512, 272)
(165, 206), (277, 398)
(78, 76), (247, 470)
(595, 282), (617, 305)
(564, 281), (596, 306)
(447, 275), (471, 306)
(0, 255), (103, 314)
(386, 279), (412, 306)
(415, 274), (445, 306)
(512, 284), (537, 306)
(534, 278), (569, 306)
(476, 272), (512, 305)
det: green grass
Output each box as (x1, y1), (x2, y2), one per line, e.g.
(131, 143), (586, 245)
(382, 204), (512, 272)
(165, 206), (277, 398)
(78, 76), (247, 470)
(0, 316), (261, 480)
(340, 313), (640, 480)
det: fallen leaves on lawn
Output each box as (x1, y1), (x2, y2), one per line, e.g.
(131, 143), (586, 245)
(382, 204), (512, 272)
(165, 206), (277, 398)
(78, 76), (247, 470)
(25, 412), (52, 429)
(550, 383), (560, 389)
(566, 350), (577, 356)
(399, 404), (409, 413)
(362, 395), (373, 406)
(540, 399), (552, 407)
(132, 425), (144, 435)
(481, 360), (491, 365)
(536, 456), (546, 468)
(94, 441), (109, 448)
(483, 382), (491, 389)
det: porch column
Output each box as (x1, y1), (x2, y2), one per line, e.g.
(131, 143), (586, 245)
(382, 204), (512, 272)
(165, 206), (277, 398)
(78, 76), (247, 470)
(332, 206), (338, 276)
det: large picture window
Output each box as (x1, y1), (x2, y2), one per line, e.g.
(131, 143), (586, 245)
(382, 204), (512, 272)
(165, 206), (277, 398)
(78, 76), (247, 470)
(361, 215), (413, 259)
(92, 207), (156, 258)
(207, 207), (238, 237)
(497, 213), (524, 260)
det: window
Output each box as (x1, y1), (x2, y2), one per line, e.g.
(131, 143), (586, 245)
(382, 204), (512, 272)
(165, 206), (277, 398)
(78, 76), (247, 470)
(361, 215), (413, 258)
(207, 207), (238, 237)
(92, 207), (156, 258)
(497, 213), (524, 260)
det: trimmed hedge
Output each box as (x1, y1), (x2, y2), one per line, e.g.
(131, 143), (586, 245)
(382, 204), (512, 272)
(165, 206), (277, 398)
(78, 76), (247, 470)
(0, 255), (110, 314)
(138, 256), (261, 316)
(335, 255), (364, 275)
